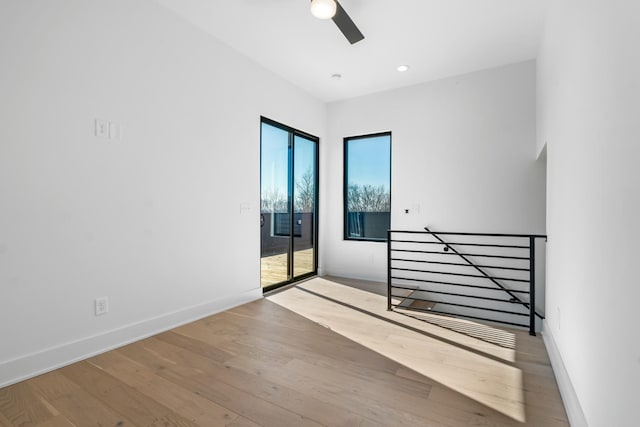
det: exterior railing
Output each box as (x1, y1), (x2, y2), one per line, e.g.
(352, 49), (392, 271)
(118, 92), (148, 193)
(387, 228), (546, 335)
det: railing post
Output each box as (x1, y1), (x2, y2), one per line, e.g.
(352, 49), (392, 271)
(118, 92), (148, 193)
(387, 230), (392, 311)
(529, 236), (536, 336)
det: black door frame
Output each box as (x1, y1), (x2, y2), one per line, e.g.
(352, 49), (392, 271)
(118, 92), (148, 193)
(260, 116), (319, 292)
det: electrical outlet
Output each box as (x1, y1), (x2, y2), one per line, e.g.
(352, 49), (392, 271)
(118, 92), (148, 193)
(95, 119), (108, 138)
(404, 204), (421, 215)
(95, 297), (109, 316)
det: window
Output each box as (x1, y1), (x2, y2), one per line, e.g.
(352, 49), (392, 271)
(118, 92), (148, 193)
(344, 132), (391, 241)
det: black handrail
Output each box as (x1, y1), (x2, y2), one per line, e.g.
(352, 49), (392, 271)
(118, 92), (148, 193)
(388, 229), (547, 238)
(387, 228), (546, 336)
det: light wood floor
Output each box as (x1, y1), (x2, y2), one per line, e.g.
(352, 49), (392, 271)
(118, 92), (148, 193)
(260, 248), (314, 287)
(0, 277), (568, 427)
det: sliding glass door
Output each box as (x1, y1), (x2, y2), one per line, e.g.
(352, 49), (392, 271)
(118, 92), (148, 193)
(260, 118), (318, 291)
(260, 122), (290, 287)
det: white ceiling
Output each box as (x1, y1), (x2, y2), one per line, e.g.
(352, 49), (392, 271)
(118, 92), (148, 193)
(156, 0), (549, 103)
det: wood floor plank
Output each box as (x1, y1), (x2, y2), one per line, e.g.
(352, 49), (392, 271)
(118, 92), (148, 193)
(227, 301), (329, 334)
(60, 361), (198, 427)
(172, 316), (249, 346)
(33, 415), (75, 427)
(154, 330), (236, 363)
(225, 417), (262, 427)
(87, 351), (242, 426)
(174, 372), (324, 427)
(218, 335), (434, 399)
(117, 339), (325, 427)
(38, 388), (134, 427)
(27, 371), (81, 403)
(208, 308), (405, 376)
(0, 382), (57, 427)
(0, 412), (14, 427)
(227, 354), (471, 427)
(126, 337), (369, 427)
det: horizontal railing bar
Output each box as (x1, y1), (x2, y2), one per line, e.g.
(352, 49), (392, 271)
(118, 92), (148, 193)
(390, 267), (530, 283)
(390, 258), (530, 272)
(392, 305), (529, 328)
(391, 299), (528, 316)
(390, 239), (530, 249)
(395, 289), (523, 304)
(390, 279), (530, 294)
(393, 230), (547, 239)
(390, 248), (530, 260)
(389, 230), (547, 239)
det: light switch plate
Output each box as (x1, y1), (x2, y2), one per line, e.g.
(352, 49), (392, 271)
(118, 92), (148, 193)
(109, 122), (121, 140)
(240, 203), (252, 215)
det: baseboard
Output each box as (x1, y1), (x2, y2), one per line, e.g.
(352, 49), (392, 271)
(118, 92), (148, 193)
(322, 269), (386, 284)
(0, 288), (263, 388)
(541, 320), (589, 427)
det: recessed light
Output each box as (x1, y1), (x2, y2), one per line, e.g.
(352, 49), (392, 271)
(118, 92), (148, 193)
(331, 73), (342, 80)
(397, 65), (410, 72)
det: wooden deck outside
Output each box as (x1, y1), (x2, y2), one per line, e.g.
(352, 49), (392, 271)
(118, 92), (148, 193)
(260, 248), (314, 287)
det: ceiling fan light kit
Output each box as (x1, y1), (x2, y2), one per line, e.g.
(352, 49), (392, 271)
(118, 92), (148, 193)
(311, 0), (365, 45)
(310, 0), (337, 20)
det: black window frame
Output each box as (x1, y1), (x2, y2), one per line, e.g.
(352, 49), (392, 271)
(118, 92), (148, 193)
(343, 131), (392, 242)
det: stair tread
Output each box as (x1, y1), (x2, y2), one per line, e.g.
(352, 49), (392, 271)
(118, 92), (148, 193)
(397, 290), (436, 310)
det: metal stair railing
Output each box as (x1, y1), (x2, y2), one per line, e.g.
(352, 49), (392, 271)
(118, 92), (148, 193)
(387, 228), (547, 336)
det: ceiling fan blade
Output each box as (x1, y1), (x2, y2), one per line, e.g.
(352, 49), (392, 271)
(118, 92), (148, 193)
(332, 1), (364, 44)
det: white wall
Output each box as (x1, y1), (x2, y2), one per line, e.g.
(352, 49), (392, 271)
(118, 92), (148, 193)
(322, 61), (546, 281)
(538, 1), (640, 426)
(0, 0), (325, 386)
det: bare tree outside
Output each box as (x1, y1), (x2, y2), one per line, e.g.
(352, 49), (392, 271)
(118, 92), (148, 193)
(261, 167), (316, 214)
(261, 188), (287, 213)
(295, 167), (315, 213)
(347, 183), (390, 212)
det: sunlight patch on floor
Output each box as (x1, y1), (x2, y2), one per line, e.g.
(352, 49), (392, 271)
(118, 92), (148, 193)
(267, 277), (526, 423)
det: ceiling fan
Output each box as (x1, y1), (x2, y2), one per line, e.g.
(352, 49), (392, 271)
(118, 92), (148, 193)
(310, 0), (364, 44)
